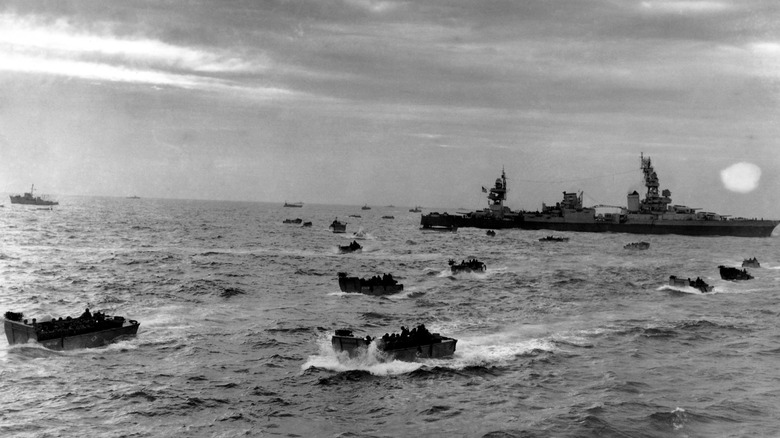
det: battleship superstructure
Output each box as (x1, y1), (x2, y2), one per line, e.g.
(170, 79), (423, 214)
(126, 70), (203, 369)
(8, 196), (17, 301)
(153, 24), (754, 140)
(420, 154), (779, 237)
(421, 168), (523, 230)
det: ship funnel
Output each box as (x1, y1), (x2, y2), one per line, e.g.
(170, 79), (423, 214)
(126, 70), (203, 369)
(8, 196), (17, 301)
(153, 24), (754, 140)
(627, 191), (640, 212)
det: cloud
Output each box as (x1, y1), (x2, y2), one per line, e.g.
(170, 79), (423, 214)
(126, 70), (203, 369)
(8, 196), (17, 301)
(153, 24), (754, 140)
(0, 13), (266, 71)
(720, 162), (761, 193)
(342, 0), (401, 13)
(639, 1), (734, 14)
(0, 12), (289, 96)
(1, 52), (203, 87)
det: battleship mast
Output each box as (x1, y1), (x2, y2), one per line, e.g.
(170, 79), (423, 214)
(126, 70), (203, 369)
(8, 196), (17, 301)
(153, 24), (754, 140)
(639, 153), (672, 213)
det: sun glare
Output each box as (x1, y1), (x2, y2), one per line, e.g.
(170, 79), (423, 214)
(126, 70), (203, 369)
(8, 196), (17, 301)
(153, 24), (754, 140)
(720, 162), (761, 193)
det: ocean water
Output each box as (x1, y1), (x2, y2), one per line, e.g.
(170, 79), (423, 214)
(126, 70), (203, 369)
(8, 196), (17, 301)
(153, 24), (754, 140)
(1, 198), (779, 438)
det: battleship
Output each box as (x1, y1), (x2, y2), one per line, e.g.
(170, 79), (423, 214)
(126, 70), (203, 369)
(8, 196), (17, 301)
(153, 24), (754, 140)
(421, 154), (780, 237)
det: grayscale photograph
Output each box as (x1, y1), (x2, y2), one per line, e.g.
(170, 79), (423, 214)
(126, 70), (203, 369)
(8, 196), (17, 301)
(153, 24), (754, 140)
(1, 1), (779, 437)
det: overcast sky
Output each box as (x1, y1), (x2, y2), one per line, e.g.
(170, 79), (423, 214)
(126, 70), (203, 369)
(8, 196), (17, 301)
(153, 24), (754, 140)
(1, 0), (779, 217)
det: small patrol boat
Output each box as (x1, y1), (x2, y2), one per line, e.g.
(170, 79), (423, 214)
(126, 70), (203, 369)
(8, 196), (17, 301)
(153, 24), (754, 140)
(10, 184), (58, 206)
(329, 218), (347, 233)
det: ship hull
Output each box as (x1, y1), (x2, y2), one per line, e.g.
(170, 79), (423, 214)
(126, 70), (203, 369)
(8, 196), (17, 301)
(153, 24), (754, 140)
(338, 276), (403, 295)
(9, 196), (58, 206)
(331, 335), (457, 361)
(5, 319), (140, 350)
(519, 218), (779, 237)
(420, 214), (779, 237)
(420, 214), (522, 230)
(329, 221), (347, 233)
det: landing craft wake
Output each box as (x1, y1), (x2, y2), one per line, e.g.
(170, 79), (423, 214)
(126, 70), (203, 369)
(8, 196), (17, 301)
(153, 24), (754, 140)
(420, 154), (779, 237)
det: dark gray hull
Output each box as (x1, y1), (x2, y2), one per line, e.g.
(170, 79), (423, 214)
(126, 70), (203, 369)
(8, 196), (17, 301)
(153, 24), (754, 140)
(331, 335), (457, 361)
(338, 276), (403, 295)
(9, 195), (58, 206)
(520, 219), (779, 237)
(421, 214), (779, 237)
(421, 214), (521, 230)
(5, 319), (140, 350)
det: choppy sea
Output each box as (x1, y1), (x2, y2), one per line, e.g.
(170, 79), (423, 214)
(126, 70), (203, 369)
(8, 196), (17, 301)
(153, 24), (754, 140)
(1, 198), (779, 438)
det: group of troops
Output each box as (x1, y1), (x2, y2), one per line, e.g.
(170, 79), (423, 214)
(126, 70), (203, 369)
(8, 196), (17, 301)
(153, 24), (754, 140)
(29, 309), (123, 341)
(359, 273), (398, 286)
(370, 324), (438, 350)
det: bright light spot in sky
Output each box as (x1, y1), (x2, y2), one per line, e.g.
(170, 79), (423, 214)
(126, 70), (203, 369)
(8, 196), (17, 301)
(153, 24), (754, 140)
(639, 1), (732, 13)
(720, 162), (761, 193)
